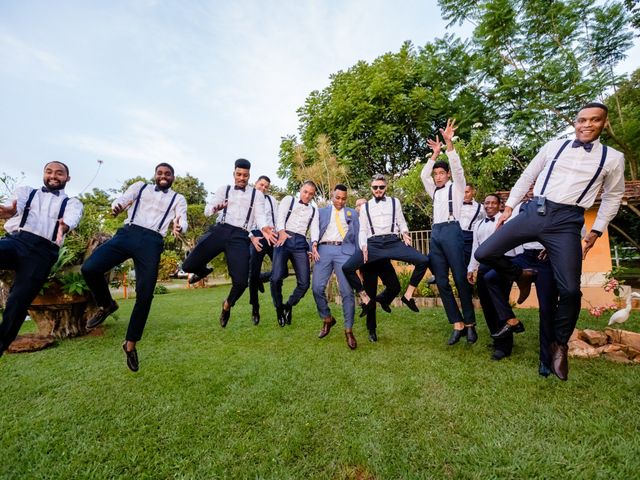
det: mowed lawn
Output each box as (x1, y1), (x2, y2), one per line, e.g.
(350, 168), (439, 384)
(2, 282), (639, 479)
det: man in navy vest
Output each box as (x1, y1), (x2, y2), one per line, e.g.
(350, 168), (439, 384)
(475, 103), (625, 380)
(0, 162), (83, 358)
(82, 163), (187, 372)
(312, 184), (360, 349)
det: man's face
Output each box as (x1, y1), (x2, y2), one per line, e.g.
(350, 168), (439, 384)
(155, 166), (175, 189)
(355, 198), (367, 213)
(332, 189), (347, 210)
(255, 178), (270, 194)
(233, 168), (250, 188)
(483, 195), (500, 217)
(299, 184), (316, 204)
(574, 107), (608, 143)
(371, 181), (386, 199)
(433, 168), (450, 188)
(43, 162), (70, 191)
(464, 185), (475, 202)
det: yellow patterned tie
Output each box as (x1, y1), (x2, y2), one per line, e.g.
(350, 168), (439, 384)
(335, 208), (346, 239)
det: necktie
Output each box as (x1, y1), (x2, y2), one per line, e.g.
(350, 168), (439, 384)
(572, 140), (594, 152)
(154, 186), (169, 193)
(234, 186), (246, 192)
(484, 217), (495, 223)
(335, 208), (346, 239)
(41, 187), (60, 196)
(463, 202), (472, 205)
(374, 196), (386, 203)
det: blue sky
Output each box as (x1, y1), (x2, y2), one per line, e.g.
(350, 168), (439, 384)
(1, 0), (638, 197)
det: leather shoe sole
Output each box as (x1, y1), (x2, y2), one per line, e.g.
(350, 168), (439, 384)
(516, 269), (537, 304)
(87, 301), (119, 329)
(122, 342), (139, 372)
(491, 321), (525, 339)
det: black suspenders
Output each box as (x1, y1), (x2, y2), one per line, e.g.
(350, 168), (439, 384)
(539, 140), (571, 196)
(157, 193), (178, 232)
(266, 195), (275, 226)
(130, 183), (148, 222)
(219, 186), (256, 230)
(467, 203), (481, 230)
(447, 185), (453, 220)
(219, 185), (231, 224)
(19, 189), (69, 241)
(284, 197), (315, 233)
(243, 188), (257, 230)
(365, 198), (396, 236)
(130, 183), (179, 232)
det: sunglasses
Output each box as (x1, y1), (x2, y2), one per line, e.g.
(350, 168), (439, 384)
(371, 185), (386, 190)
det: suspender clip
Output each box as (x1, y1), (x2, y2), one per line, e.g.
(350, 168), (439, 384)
(536, 196), (546, 216)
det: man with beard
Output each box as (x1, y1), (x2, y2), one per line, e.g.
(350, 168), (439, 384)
(475, 102), (625, 380)
(248, 175), (279, 325)
(183, 159), (275, 328)
(0, 162), (83, 357)
(82, 163), (187, 372)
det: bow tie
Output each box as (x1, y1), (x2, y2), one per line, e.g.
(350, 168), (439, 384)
(484, 217), (495, 223)
(234, 186), (246, 192)
(572, 140), (594, 152)
(463, 202), (473, 205)
(155, 186), (169, 193)
(41, 187), (60, 196)
(298, 200), (309, 206)
(374, 196), (386, 203)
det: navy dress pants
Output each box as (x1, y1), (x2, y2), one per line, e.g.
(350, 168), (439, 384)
(270, 233), (310, 308)
(82, 225), (163, 342)
(462, 230), (474, 268)
(475, 199), (583, 345)
(430, 222), (476, 325)
(477, 264), (513, 355)
(361, 259), (401, 333)
(0, 232), (58, 354)
(248, 235), (274, 311)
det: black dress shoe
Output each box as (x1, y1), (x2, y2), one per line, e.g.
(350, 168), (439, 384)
(87, 300), (119, 329)
(491, 321), (525, 339)
(538, 362), (552, 377)
(277, 307), (286, 327)
(257, 281), (265, 293)
(368, 330), (378, 342)
(252, 309), (260, 326)
(359, 301), (374, 318)
(375, 295), (391, 313)
(491, 349), (508, 361)
(283, 303), (292, 325)
(219, 304), (231, 328)
(448, 328), (466, 345)
(401, 296), (419, 312)
(466, 325), (478, 344)
(550, 342), (569, 381)
(188, 267), (213, 285)
(516, 268), (537, 304)
(122, 342), (139, 372)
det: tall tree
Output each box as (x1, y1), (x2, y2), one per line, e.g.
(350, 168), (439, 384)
(172, 173), (208, 205)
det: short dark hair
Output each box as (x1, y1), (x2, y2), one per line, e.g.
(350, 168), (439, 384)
(433, 161), (450, 173)
(334, 184), (347, 192)
(235, 158), (251, 170)
(155, 162), (174, 175)
(45, 161), (70, 176)
(302, 180), (317, 190)
(578, 102), (608, 115)
(484, 193), (501, 204)
(466, 183), (475, 189)
(257, 175), (271, 183)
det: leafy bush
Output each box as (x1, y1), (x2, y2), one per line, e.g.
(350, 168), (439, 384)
(154, 284), (169, 295)
(158, 251), (180, 281)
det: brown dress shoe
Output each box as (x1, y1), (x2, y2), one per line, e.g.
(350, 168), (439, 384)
(550, 342), (569, 381)
(516, 268), (537, 304)
(345, 329), (357, 350)
(318, 317), (336, 339)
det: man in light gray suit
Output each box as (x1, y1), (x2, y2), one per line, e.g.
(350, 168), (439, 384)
(311, 184), (360, 349)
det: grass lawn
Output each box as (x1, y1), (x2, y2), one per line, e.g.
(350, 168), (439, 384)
(2, 282), (640, 479)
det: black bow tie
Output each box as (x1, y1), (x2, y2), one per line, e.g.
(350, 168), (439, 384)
(41, 187), (60, 196)
(572, 140), (594, 152)
(234, 186), (246, 192)
(463, 202), (473, 205)
(155, 186), (169, 193)
(485, 217), (495, 223)
(374, 196), (386, 203)
(298, 200), (308, 206)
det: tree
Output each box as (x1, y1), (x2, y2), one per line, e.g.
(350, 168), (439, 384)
(172, 173), (208, 205)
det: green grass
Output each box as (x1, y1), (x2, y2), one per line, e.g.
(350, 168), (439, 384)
(2, 283), (640, 479)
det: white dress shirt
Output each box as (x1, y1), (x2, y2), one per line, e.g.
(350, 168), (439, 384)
(506, 138), (625, 233)
(4, 186), (83, 245)
(321, 206), (349, 243)
(460, 200), (486, 232)
(206, 185), (267, 232)
(116, 181), (188, 237)
(421, 150), (466, 224)
(276, 195), (320, 243)
(249, 193), (278, 232)
(358, 196), (409, 248)
(468, 212), (521, 273)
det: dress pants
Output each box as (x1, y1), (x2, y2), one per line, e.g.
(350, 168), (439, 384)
(430, 222), (476, 325)
(475, 199), (583, 344)
(512, 249), (558, 367)
(182, 223), (251, 307)
(270, 233), (310, 308)
(82, 225), (163, 342)
(361, 259), (401, 333)
(342, 235), (429, 292)
(462, 230), (474, 268)
(248, 236), (274, 311)
(311, 244), (355, 328)
(477, 264), (513, 355)
(0, 232), (58, 354)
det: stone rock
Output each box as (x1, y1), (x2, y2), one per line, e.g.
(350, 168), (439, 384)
(569, 329), (582, 342)
(582, 329), (608, 347)
(7, 334), (55, 353)
(621, 345), (640, 362)
(605, 328), (640, 351)
(603, 349), (633, 364)
(568, 339), (600, 358)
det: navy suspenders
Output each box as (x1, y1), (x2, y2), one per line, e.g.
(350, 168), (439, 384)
(467, 203), (481, 230)
(130, 183), (179, 232)
(19, 189), (69, 242)
(219, 185), (257, 230)
(266, 195), (275, 226)
(157, 193), (178, 232)
(243, 188), (257, 230)
(129, 183), (148, 222)
(447, 185), (453, 220)
(365, 197), (396, 236)
(285, 197), (315, 233)
(219, 185), (232, 224)
(539, 140), (571, 196)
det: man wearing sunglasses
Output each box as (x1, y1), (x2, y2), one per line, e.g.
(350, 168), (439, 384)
(342, 175), (429, 316)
